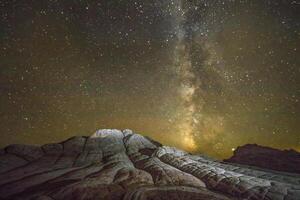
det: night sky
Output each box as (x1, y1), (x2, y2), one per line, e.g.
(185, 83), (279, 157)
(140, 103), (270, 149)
(1, 0), (299, 159)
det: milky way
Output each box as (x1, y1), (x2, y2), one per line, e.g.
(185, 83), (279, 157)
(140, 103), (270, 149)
(0, 0), (299, 158)
(169, 0), (198, 151)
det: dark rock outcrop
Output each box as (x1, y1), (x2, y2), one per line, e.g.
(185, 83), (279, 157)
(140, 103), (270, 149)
(0, 129), (299, 200)
(225, 144), (300, 174)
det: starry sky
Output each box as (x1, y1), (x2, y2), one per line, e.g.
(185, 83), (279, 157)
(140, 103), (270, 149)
(0, 0), (299, 159)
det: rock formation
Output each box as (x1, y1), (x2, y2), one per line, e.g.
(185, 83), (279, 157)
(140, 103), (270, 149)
(0, 129), (299, 200)
(225, 144), (300, 174)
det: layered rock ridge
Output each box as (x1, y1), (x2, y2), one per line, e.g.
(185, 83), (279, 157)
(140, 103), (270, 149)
(0, 129), (299, 200)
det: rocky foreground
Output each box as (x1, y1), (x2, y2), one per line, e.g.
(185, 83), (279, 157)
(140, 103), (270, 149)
(0, 129), (299, 200)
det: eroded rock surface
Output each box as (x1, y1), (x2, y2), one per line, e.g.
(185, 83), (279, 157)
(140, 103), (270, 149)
(0, 129), (299, 200)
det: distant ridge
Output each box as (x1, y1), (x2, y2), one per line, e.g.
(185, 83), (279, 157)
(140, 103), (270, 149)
(225, 143), (300, 174)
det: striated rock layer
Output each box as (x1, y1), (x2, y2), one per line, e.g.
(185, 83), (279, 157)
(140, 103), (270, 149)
(0, 129), (299, 200)
(225, 144), (300, 174)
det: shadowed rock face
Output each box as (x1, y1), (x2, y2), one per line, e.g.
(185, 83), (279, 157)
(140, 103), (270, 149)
(0, 129), (299, 200)
(225, 144), (300, 174)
